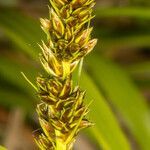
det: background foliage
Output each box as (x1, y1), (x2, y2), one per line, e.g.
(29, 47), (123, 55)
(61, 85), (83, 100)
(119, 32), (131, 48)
(0, 0), (149, 149)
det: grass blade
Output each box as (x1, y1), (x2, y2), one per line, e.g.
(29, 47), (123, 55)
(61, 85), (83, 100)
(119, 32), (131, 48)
(86, 54), (150, 150)
(74, 71), (131, 150)
(96, 7), (150, 19)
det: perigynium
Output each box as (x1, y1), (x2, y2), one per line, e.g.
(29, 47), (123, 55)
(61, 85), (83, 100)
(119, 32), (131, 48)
(30, 0), (97, 149)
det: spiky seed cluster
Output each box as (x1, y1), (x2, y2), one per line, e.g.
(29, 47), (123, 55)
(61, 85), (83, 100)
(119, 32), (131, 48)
(34, 0), (97, 149)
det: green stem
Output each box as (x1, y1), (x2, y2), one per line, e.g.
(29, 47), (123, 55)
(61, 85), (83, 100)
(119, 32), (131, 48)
(55, 140), (67, 150)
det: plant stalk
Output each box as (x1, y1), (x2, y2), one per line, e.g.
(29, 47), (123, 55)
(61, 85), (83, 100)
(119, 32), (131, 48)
(56, 140), (67, 150)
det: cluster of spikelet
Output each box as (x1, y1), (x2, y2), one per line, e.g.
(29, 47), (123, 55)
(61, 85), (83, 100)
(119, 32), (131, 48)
(34, 0), (97, 149)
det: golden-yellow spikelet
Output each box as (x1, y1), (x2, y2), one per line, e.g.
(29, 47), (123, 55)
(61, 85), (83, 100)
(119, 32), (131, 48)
(33, 0), (97, 149)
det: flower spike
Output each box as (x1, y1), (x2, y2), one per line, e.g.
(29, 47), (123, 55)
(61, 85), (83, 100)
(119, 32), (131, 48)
(29, 0), (98, 149)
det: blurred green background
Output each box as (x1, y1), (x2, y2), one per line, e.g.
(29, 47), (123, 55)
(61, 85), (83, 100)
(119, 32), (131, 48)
(0, 0), (150, 150)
